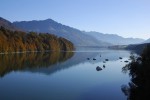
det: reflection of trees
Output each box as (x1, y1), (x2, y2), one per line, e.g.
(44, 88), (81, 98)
(0, 52), (74, 77)
(121, 44), (150, 100)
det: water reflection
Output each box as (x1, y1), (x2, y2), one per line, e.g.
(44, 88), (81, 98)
(0, 49), (132, 100)
(0, 52), (74, 77)
(0, 49), (131, 78)
(121, 47), (150, 100)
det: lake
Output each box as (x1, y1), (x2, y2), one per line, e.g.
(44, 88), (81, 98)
(0, 48), (132, 100)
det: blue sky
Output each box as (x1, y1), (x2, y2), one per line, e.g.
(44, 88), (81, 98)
(1, 0), (150, 39)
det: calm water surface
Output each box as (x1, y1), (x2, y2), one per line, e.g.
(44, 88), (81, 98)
(0, 48), (132, 100)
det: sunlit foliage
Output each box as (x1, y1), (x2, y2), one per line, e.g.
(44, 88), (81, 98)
(0, 26), (74, 53)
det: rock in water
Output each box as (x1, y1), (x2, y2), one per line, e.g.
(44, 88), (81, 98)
(93, 58), (96, 60)
(103, 65), (105, 68)
(105, 59), (109, 61)
(96, 66), (102, 71)
(124, 60), (129, 63)
(119, 57), (122, 59)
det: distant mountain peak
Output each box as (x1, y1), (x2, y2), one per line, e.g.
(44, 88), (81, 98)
(45, 18), (53, 21)
(0, 17), (19, 31)
(0, 17), (8, 21)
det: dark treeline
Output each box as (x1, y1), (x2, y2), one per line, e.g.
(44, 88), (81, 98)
(0, 51), (74, 77)
(125, 43), (150, 54)
(122, 44), (150, 100)
(0, 26), (74, 53)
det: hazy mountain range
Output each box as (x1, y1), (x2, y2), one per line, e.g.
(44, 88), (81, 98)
(84, 31), (144, 45)
(143, 38), (150, 43)
(0, 17), (148, 46)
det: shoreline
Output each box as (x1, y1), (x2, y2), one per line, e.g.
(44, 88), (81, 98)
(0, 50), (75, 55)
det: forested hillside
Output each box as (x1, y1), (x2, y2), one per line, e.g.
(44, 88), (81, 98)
(125, 43), (150, 54)
(0, 26), (74, 53)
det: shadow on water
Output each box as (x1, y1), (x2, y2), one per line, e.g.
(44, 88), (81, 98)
(121, 45), (150, 100)
(0, 51), (74, 77)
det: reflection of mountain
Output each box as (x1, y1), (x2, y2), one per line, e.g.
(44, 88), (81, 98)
(0, 49), (131, 77)
(24, 52), (99, 75)
(121, 45), (150, 100)
(0, 51), (100, 77)
(0, 52), (74, 77)
(26, 50), (131, 75)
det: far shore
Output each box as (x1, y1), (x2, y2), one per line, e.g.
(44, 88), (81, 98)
(0, 50), (74, 55)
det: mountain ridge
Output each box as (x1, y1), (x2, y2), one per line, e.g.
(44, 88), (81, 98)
(84, 31), (144, 45)
(13, 18), (144, 46)
(0, 17), (19, 31)
(13, 18), (111, 46)
(0, 17), (144, 46)
(143, 38), (150, 43)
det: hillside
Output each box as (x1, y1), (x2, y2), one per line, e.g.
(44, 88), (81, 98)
(0, 17), (19, 31)
(125, 43), (150, 54)
(13, 19), (111, 47)
(0, 26), (74, 53)
(1, 17), (144, 46)
(84, 31), (144, 45)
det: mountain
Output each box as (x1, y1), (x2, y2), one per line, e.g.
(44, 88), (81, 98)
(0, 17), (75, 53)
(125, 43), (150, 54)
(12, 18), (144, 46)
(143, 38), (150, 43)
(13, 19), (111, 47)
(0, 17), (19, 31)
(0, 24), (74, 53)
(84, 31), (145, 45)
